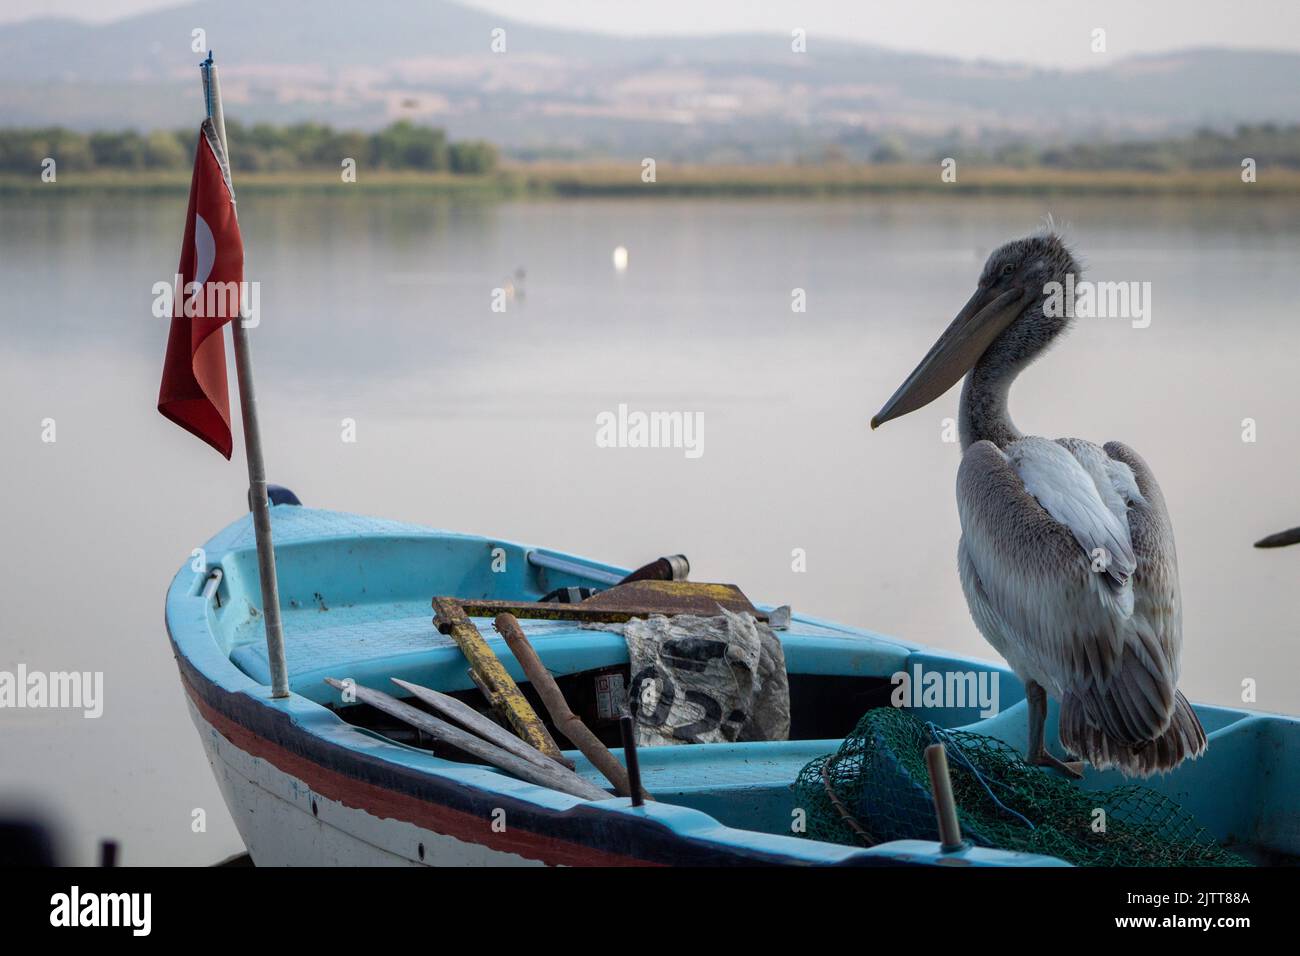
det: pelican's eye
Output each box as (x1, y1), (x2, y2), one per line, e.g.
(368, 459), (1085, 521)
(1001, 262), (1016, 277)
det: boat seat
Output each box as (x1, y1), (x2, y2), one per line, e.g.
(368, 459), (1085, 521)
(229, 600), (631, 703)
(568, 738), (840, 835)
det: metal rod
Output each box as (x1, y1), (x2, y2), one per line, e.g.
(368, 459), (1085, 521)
(924, 743), (964, 851)
(619, 715), (645, 808)
(201, 52), (290, 700)
(201, 567), (224, 604)
(526, 551), (624, 586)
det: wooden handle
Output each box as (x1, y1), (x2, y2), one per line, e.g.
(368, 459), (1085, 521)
(494, 613), (653, 802)
(433, 597), (567, 764)
(924, 743), (964, 851)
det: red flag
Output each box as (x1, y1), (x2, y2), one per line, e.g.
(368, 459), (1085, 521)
(157, 119), (244, 459)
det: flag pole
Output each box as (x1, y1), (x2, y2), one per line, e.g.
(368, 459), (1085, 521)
(200, 52), (291, 700)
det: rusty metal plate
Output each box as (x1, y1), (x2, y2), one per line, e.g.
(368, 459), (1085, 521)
(433, 580), (766, 627)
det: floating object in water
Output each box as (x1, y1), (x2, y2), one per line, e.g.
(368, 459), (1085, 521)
(612, 245), (629, 272)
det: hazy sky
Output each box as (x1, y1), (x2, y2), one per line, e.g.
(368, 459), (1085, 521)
(5, 0), (1300, 68)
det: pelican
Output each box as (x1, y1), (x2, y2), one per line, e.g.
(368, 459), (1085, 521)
(872, 231), (1206, 778)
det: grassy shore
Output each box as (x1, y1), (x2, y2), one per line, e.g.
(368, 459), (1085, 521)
(517, 163), (1300, 197)
(5, 163), (1299, 197)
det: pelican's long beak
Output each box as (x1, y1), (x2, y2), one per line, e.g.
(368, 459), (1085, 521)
(1255, 527), (1300, 548)
(871, 285), (1026, 429)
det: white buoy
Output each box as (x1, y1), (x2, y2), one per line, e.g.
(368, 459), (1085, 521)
(612, 245), (629, 272)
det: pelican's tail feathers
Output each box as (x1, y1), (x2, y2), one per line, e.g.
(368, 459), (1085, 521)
(1060, 689), (1207, 778)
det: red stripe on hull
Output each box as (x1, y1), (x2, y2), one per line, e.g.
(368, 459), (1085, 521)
(183, 675), (657, 867)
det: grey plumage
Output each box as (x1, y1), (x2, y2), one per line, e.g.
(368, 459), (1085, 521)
(958, 437), (1205, 776)
(876, 229), (1206, 778)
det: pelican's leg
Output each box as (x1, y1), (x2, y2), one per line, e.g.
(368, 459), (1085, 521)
(1025, 681), (1084, 779)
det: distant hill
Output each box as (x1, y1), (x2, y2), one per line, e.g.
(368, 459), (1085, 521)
(4, 0), (1300, 161)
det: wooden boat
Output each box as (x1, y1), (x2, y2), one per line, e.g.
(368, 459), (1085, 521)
(165, 494), (1299, 866)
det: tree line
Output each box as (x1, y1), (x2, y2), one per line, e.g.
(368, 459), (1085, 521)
(0, 121), (498, 174)
(866, 124), (1300, 172)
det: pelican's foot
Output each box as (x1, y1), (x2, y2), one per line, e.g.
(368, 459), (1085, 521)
(1027, 749), (1084, 780)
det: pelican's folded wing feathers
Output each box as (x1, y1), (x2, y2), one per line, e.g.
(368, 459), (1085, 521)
(956, 437), (1183, 752)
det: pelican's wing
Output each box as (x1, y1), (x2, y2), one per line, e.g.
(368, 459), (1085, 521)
(1102, 440), (1183, 669)
(957, 438), (1179, 744)
(1014, 437), (1137, 599)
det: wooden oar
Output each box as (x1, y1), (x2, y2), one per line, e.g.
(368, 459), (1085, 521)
(493, 613), (653, 802)
(323, 678), (609, 801)
(432, 597), (568, 763)
(391, 678), (562, 772)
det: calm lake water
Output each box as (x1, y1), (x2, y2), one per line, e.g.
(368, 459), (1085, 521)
(2, 192), (1298, 863)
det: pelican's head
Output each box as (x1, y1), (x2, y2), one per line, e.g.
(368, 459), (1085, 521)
(871, 231), (1081, 429)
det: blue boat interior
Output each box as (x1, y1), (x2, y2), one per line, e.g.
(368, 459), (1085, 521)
(188, 505), (1300, 865)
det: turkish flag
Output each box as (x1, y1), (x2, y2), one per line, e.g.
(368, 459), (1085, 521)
(157, 119), (244, 459)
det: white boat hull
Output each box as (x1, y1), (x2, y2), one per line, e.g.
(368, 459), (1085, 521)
(186, 697), (543, 867)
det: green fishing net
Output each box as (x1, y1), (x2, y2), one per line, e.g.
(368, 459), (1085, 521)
(794, 707), (1248, 866)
